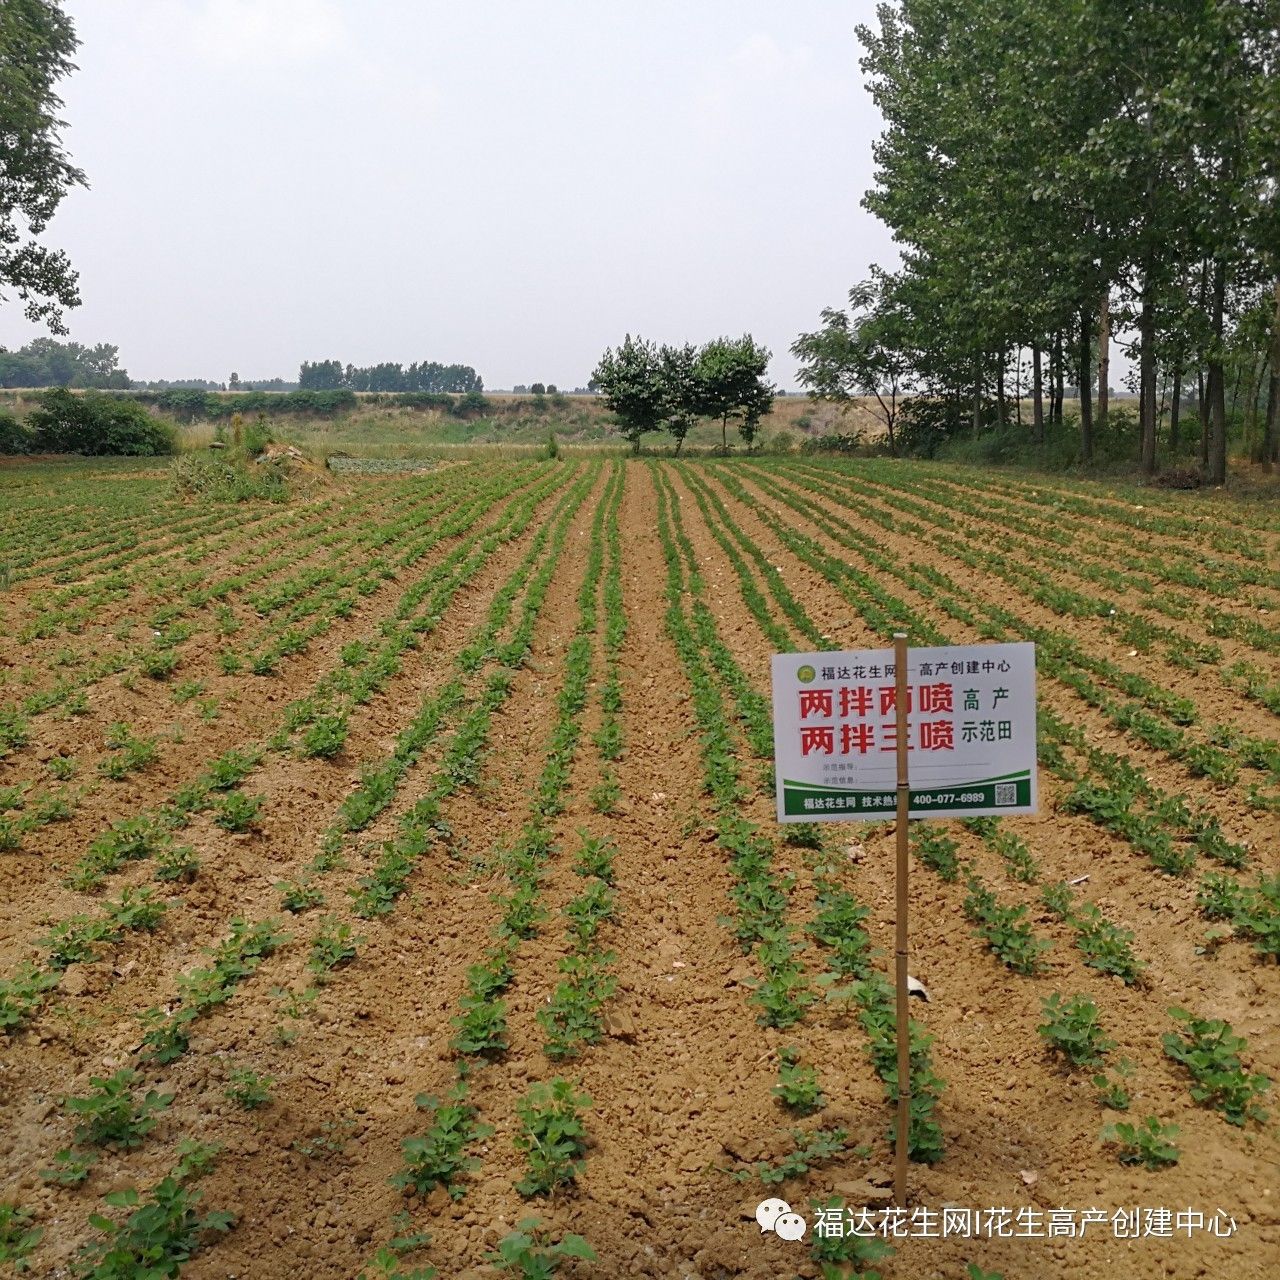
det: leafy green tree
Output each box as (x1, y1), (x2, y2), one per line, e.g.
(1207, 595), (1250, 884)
(792, 273), (912, 454)
(0, 0), (85, 332)
(696, 334), (773, 450)
(658, 342), (702, 456)
(530, 382), (546, 395)
(592, 335), (666, 452)
(298, 359), (344, 391)
(0, 338), (128, 388)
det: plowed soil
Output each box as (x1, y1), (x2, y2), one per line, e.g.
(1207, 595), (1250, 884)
(1, 457), (1275, 1280)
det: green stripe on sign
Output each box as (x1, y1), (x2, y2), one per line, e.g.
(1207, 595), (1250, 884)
(783, 775), (1032, 816)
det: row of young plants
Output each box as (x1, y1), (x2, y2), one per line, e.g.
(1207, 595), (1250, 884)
(814, 465), (1280, 754)
(669, 464), (954, 1162)
(5, 470), (606, 1280)
(370, 469), (625, 1274)
(349, 466), (600, 920)
(9, 502), (276, 638)
(213, 473), (510, 679)
(854, 462), (1278, 609)
(0, 482), (445, 759)
(712, 464), (1261, 882)
(0, 483), (251, 586)
(774, 463), (1278, 797)
(651, 465), (945, 1171)
(930, 464), (1275, 557)
(119, 467), (596, 1062)
(0, 469), (583, 1038)
(276, 472), (601, 920)
(691, 468), (1275, 1169)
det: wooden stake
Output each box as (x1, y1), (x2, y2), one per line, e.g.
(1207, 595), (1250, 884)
(893, 632), (911, 1207)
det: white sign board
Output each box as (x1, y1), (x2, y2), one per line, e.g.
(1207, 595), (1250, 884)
(771, 642), (1037, 821)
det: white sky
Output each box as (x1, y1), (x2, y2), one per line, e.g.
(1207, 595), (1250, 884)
(0, 0), (897, 389)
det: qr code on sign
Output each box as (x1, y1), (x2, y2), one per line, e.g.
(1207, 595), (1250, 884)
(994, 783), (1017, 806)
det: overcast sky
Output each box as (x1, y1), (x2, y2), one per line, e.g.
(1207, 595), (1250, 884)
(0, 1), (898, 389)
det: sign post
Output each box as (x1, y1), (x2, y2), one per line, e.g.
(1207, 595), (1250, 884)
(770, 640), (1037, 1208)
(892, 633), (910, 1210)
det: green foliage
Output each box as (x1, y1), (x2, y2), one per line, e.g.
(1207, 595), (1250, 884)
(307, 917), (362, 979)
(514, 1079), (591, 1197)
(211, 790), (263, 832)
(153, 843), (199, 883)
(0, 1202), (41, 1271)
(300, 714), (348, 759)
(808, 1198), (894, 1276)
(72, 1144), (232, 1279)
(1162, 1007), (1270, 1126)
(1093, 1059), (1134, 1111)
(64, 1069), (173, 1149)
(0, 963), (58, 1033)
(449, 991), (508, 1059)
(224, 1069), (273, 1110)
(391, 1080), (492, 1200)
(572, 832), (616, 884)
(588, 773), (621, 815)
(696, 334), (774, 448)
(913, 824), (960, 880)
(591, 335), (666, 451)
(734, 1127), (852, 1186)
(773, 1047), (825, 1115)
(537, 952), (617, 1061)
(97, 723), (158, 780)
(1102, 1116), (1181, 1169)
(963, 873), (1051, 974)
(170, 454), (289, 503)
(1037, 994), (1115, 1069)
(28, 389), (177, 456)
(40, 1147), (97, 1186)
(276, 877), (324, 914)
(486, 1218), (596, 1278)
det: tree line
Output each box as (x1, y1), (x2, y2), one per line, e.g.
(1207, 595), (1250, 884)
(0, 339), (130, 389)
(298, 360), (484, 394)
(592, 335), (773, 453)
(793, 0), (1279, 478)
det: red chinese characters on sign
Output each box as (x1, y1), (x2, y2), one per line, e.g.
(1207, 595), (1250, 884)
(798, 682), (961, 756)
(800, 726), (835, 756)
(798, 689), (833, 719)
(918, 682), (954, 713)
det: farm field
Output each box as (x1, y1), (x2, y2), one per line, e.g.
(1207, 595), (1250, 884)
(0, 456), (1277, 1280)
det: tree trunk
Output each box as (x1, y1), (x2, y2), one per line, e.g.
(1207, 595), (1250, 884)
(1015, 346), (1023, 427)
(675, 433), (684, 457)
(972, 374), (982, 440)
(1198, 369), (1209, 467)
(1139, 274), (1157, 475)
(1169, 365), (1182, 456)
(997, 351), (1007, 428)
(721, 412), (728, 452)
(1032, 344), (1044, 444)
(1264, 279), (1280, 467)
(1207, 256), (1228, 485)
(1053, 331), (1065, 424)
(1097, 293), (1110, 425)
(1079, 306), (1093, 464)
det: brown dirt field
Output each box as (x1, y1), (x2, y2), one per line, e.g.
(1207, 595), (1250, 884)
(0, 457), (1276, 1280)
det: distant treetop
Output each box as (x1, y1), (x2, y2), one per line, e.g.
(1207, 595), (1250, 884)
(299, 359), (483, 394)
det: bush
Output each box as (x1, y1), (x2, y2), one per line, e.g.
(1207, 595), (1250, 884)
(26, 388), (177, 456)
(800, 430), (864, 455)
(766, 430), (796, 454)
(170, 455), (289, 502)
(449, 391), (491, 419)
(0, 409), (31, 454)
